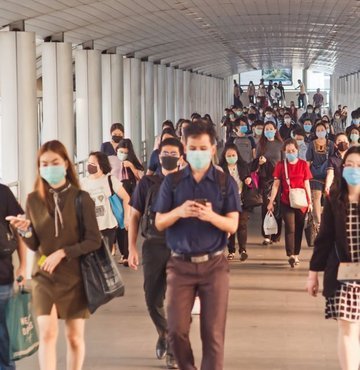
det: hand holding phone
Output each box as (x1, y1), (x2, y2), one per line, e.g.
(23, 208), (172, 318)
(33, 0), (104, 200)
(194, 198), (207, 206)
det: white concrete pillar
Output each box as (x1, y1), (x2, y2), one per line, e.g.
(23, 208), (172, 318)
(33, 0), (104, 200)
(42, 42), (74, 158)
(0, 31), (37, 203)
(190, 72), (197, 114)
(154, 64), (166, 135)
(123, 57), (142, 155)
(175, 69), (184, 121)
(101, 53), (124, 142)
(166, 67), (175, 122)
(141, 61), (154, 163)
(183, 71), (191, 118)
(75, 49), (102, 161)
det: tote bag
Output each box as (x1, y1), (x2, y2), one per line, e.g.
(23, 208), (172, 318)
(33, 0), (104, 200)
(76, 191), (125, 314)
(6, 289), (39, 361)
(107, 176), (125, 229)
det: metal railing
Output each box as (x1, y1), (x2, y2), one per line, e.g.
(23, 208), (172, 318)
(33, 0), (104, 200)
(75, 159), (88, 179)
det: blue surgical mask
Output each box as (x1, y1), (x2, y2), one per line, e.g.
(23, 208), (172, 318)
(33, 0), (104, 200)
(316, 131), (327, 139)
(226, 156), (238, 165)
(286, 152), (298, 163)
(264, 131), (276, 140)
(186, 150), (212, 170)
(296, 139), (305, 147)
(239, 126), (248, 134)
(342, 167), (360, 186)
(40, 165), (66, 185)
(117, 152), (128, 161)
(255, 128), (263, 136)
(350, 133), (359, 143)
(354, 119), (360, 125)
(304, 124), (312, 133)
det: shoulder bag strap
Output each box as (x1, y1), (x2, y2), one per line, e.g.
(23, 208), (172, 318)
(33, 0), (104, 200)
(283, 159), (291, 188)
(75, 191), (85, 242)
(107, 175), (115, 196)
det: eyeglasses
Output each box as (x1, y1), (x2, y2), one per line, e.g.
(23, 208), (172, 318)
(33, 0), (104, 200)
(161, 151), (179, 157)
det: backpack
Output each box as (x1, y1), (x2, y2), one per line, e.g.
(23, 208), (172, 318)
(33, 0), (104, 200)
(0, 221), (17, 257)
(140, 175), (165, 241)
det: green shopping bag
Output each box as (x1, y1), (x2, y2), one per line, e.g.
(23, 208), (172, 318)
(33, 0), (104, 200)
(5, 289), (39, 361)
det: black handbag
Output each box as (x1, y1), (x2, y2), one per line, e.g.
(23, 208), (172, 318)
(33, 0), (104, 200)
(242, 185), (263, 209)
(304, 212), (317, 247)
(0, 221), (17, 257)
(76, 191), (125, 314)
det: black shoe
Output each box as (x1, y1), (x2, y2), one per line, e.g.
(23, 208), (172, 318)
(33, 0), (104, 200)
(156, 336), (167, 360)
(240, 251), (248, 262)
(271, 237), (280, 243)
(288, 256), (295, 268)
(262, 238), (272, 246)
(166, 353), (178, 369)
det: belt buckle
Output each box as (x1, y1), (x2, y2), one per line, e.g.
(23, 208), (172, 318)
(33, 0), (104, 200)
(190, 254), (209, 263)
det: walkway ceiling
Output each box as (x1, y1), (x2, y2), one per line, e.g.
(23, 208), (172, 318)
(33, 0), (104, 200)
(0, 0), (360, 78)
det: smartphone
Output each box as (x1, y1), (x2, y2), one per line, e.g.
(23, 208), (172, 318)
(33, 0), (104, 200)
(194, 198), (207, 206)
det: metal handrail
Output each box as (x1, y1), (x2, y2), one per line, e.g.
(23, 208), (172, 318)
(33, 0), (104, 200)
(75, 159), (88, 179)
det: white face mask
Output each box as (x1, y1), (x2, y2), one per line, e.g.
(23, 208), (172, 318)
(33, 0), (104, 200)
(284, 118), (291, 124)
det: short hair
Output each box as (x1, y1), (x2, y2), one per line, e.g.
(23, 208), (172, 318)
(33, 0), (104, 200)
(89, 151), (112, 174)
(293, 127), (306, 137)
(110, 123), (124, 134)
(283, 138), (298, 151)
(183, 121), (216, 145)
(159, 138), (184, 156)
(248, 113), (256, 121)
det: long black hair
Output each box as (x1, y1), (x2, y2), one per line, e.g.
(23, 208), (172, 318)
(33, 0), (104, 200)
(116, 138), (144, 171)
(219, 143), (246, 167)
(332, 146), (360, 207)
(257, 122), (283, 157)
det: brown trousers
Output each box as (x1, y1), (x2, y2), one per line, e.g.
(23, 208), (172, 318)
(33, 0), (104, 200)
(166, 254), (229, 370)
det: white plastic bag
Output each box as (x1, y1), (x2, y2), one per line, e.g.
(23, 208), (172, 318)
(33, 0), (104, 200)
(263, 211), (278, 236)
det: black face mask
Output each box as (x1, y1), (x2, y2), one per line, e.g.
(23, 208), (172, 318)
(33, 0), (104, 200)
(112, 135), (122, 144)
(337, 142), (349, 152)
(87, 164), (98, 175)
(161, 156), (179, 171)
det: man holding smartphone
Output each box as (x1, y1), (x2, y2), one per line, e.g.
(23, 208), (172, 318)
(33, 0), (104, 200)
(1, 184), (27, 370)
(154, 121), (241, 370)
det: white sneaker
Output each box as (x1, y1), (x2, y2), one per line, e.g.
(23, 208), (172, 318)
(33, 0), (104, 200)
(191, 296), (201, 315)
(295, 256), (300, 265)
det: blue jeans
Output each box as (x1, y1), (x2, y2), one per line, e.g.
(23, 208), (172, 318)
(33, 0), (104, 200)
(0, 284), (15, 370)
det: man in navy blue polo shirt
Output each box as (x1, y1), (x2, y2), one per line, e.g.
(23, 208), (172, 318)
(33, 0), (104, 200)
(154, 121), (241, 370)
(128, 138), (184, 369)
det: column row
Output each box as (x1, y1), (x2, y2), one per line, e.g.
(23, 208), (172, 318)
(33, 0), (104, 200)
(0, 32), (225, 202)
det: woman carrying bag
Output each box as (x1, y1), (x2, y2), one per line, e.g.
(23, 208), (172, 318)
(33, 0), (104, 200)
(307, 146), (360, 370)
(268, 139), (312, 267)
(9, 140), (101, 370)
(219, 143), (253, 261)
(81, 151), (130, 249)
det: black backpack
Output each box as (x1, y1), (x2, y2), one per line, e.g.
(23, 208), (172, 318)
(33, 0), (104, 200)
(0, 221), (17, 257)
(141, 175), (165, 241)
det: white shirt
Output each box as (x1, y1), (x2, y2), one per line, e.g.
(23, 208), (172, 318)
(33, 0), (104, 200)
(81, 174), (123, 231)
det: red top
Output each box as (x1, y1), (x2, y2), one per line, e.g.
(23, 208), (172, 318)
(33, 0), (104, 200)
(273, 159), (312, 212)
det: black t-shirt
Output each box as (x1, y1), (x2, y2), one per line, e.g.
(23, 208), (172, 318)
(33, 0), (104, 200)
(0, 184), (24, 285)
(129, 173), (164, 214)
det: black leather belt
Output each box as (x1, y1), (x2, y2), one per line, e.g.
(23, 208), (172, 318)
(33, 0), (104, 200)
(171, 250), (224, 263)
